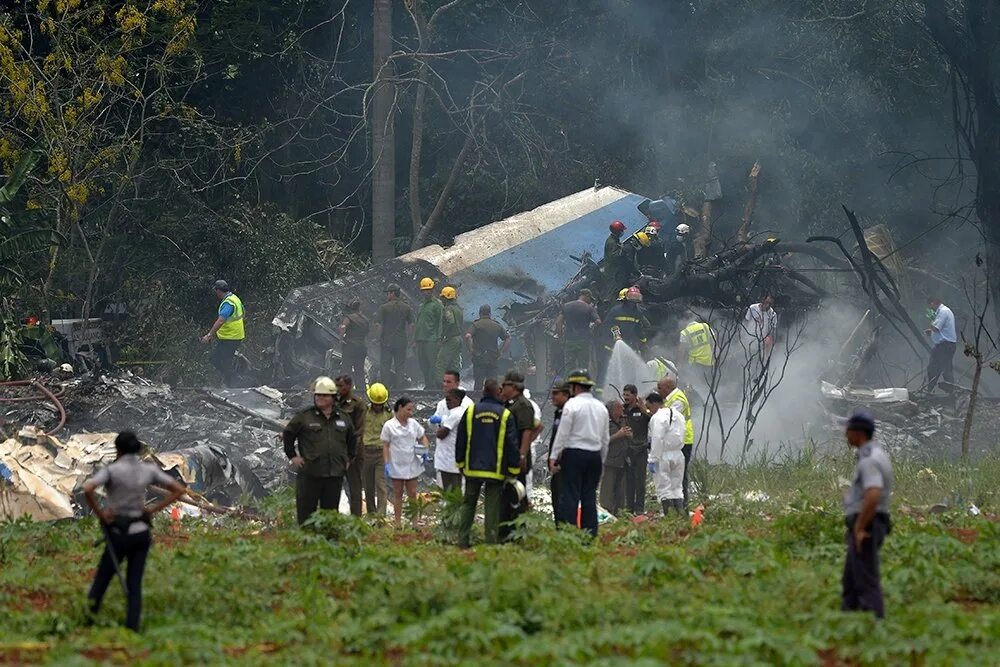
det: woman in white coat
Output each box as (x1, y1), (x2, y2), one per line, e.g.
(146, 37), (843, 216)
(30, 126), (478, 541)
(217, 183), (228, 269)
(381, 396), (430, 527)
(647, 392), (687, 515)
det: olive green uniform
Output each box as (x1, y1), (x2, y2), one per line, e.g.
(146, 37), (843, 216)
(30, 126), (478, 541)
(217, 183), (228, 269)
(436, 301), (465, 378)
(378, 299), (413, 387)
(501, 394), (538, 540)
(467, 317), (509, 389)
(415, 296), (443, 389)
(283, 407), (357, 525)
(361, 405), (393, 514)
(337, 393), (367, 517)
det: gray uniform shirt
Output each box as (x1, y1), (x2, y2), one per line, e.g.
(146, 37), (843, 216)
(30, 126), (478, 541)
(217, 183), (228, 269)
(87, 454), (175, 532)
(843, 440), (893, 516)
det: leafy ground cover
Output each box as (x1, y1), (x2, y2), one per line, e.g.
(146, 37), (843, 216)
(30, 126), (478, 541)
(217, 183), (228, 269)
(1, 454), (998, 666)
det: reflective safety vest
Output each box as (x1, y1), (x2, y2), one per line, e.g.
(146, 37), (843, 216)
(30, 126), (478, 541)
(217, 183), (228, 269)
(665, 387), (694, 445)
(681, 322), (713, 366)
(460, 403), (520, 480)
(217, 293), (245, 340)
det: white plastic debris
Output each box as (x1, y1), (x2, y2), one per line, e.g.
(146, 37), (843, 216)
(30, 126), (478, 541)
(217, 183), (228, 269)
(254, 386), (284, 401)
(968, 504), (981, 516)
(743, 490), (770, 502)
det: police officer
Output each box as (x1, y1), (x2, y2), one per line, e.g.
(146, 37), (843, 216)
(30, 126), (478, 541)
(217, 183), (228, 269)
(546, 382), (571, 525)
(334, 375), (367, 517)
(82, 431), (186, 632)
(436, 286), (464, 379)
(414, 277), (443, 389)
(842, 409), (893, 619)
(283, 376), (358, 525)
(464, 304), (511, 390)
(500, 371), (542, 534)
(339, 300), (370, 385)
(200, 279), (245, 387)
(454, 378), (521, 547)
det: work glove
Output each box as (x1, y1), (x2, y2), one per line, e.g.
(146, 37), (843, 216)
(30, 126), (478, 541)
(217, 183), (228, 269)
(429, 415), (443, 425)
(384, 463), (392, 480)
(648, 461), (657, 474)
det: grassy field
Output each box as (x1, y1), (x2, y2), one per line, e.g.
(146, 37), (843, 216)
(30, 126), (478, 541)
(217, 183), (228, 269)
(1, 452), (998, 666)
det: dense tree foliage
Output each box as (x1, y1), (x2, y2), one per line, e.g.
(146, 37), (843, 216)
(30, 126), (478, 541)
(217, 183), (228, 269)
(0, 0), (980, 377)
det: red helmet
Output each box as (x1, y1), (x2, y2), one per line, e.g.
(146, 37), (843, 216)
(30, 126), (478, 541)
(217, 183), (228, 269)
(647, 220), (662, 232)
(609, 220), (626, 234)
(626, 286), (642, 302)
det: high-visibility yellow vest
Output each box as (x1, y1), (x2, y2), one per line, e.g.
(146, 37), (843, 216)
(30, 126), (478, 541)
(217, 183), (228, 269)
(681, 322), (713, 366)
(217, 293), (245, 340)
(666, 388), (694, 445)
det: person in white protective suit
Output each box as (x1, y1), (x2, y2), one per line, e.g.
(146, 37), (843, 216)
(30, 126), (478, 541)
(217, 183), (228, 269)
(646, 392), (687, 515)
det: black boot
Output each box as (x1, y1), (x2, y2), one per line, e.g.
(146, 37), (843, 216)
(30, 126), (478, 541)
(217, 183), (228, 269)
(660, 499), (671, 517)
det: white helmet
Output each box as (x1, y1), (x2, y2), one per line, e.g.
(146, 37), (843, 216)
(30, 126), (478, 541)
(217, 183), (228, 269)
(676, 223), (691, 236)
(506, 478), (526, 506)
(313, 376), (337, 395)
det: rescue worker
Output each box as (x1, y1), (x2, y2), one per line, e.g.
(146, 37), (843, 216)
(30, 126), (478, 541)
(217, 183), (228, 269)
(664, 223), (691, 274)
(618, 231), (651, 285)
(381, 396), (430, 527)
(500, 371), (542, 532)
(432, 370), (475, 492)
(335, 375), (366, 517)
(742, 293), (778, 363)
(595, 289), (628, 384)
(338, 300), (370, 385)
(82, 431), (186, 632)
(464, 304), (511, 390)
(555, 289), (601, 376)
(622, 383), (651, 514)
(414, 277), (443, 389)
(361, 382), (392, 514)
(599, 399), (632, 515)
(454, 378), (521, 547)
(604, 286), (650, 353)
(201, 279), (245, 387)
(924, 297), (957, 394)
(657, 372), (695, 509)
(284, 376), (358, 525)
(636, 224), (667, 274)
(375, 284), (414, 388)
(548, 369), (609, 537)
(436, 286), (464, 379)
(604, 220), (626, 265)
(842, 409), (893, 619)
(647, 392), (686, 515)
(546, 382), (571, 525)
(679, 317), (715, 372)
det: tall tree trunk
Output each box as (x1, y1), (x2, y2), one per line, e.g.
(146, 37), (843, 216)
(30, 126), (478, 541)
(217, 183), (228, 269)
(371, 0), (396, 263)
(960, 352), (982, 460)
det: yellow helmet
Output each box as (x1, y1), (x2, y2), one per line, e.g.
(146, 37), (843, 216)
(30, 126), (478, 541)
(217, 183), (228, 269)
(366, 382), (388, 404)
(617, 288), (628, 301)
(635, 231), (651, 247)
(313, 376), (337, 395)
(440, 286), (457, 300)
(419, 277), (435, 291)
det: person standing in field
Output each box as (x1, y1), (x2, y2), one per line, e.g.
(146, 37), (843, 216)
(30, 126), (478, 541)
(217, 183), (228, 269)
(381, 396), (430, 527)
(414, 277), (443, 390)
(335, 375), (366, 517)
(599, 399), (632, 515)
(622, 384), (651, 514)
(375, 284), (413, 388)
(432, 370), (474, 493)
(923, 296), (957, 394)
(201, 279), (245, 387)
(546, 382), (571, 524)
(338, 300), (370, 386)
(647, 392), (686, 515)
(361, 382), (392, 514)
(464, 304), (511, 390)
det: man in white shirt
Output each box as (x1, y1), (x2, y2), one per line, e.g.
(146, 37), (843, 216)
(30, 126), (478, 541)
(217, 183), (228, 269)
(548, 369), (610, 536)
(433, 370), (474, 491)
(646, 392), (687, 515)
(742, 294), (778, 362)
(924, 297), (957, 394)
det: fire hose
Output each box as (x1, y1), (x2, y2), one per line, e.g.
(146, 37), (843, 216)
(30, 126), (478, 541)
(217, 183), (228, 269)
(0, 380), (67, 436)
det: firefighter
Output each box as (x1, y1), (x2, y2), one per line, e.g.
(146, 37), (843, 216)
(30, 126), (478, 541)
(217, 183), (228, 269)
(618, 231), (651, 285)
(665, 223), (692, 273)
(604, 286), (650, 352)
(338, 300), (370, 385)
(604, 220), (626, 264)
(201, 279), (245, 387)
(636, 223), (667, 274)
(361, 382), (392, 514)
(436, 286), (464, 379)
(414, 277), (443, 390)
(454, 378), (521, 547)
(283, 376), (358, 525)
(657, 372), (694, 509)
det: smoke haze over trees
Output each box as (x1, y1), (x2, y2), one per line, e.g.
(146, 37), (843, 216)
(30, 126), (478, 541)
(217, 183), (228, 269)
(0, 0), (990, 376)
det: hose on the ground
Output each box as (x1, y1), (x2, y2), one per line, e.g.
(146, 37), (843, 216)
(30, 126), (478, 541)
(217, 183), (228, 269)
(0, 379), (67, 436)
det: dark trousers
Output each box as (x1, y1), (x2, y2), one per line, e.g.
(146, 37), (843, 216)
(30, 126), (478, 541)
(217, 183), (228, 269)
(295, 473), (344, 525)
(563, 341), (591, 376)
(556, 448), (603, 536)
(681, 444), (693, 508)
(380, 340), (408, 387)
(600, 464), (627, 515)
(458, 477), (503, 548)
(926, 341), (957, 392)
(88, 529), (152, 632)
(842, 515), (889, 619)
(472, 357), (498, 393)
(210, 339), (240, 387)
(624, 448), (648, 514)
(341, 343), (367, 387)
(416, 340), (439, 389)
(343, 450), (364, 516)
(440, 471), (463, 493)
(549, 472), (561, 525)
(361, 447), (387, 514)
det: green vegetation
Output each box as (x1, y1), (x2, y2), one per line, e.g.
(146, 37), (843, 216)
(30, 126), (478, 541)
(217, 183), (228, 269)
(1, 456), (998, 665)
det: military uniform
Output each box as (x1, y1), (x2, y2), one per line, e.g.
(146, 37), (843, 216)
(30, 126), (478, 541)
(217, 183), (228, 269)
(415, 296), (443, 389)
(436, 301), (465, 379)
(600, 415), (629, 515)
(467, 316), (509, 389)
(842, 440), (893, 618)
(560, 299), (599, 375)
(378, 299), (413, 387)
(361, 404), (393, 514)
(337, 393), (366, 517)
(283, 406), (357, 525)
(341, 312), (370, 384)
(623, 402), (651, 514)
(502, 393), (538, 538)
